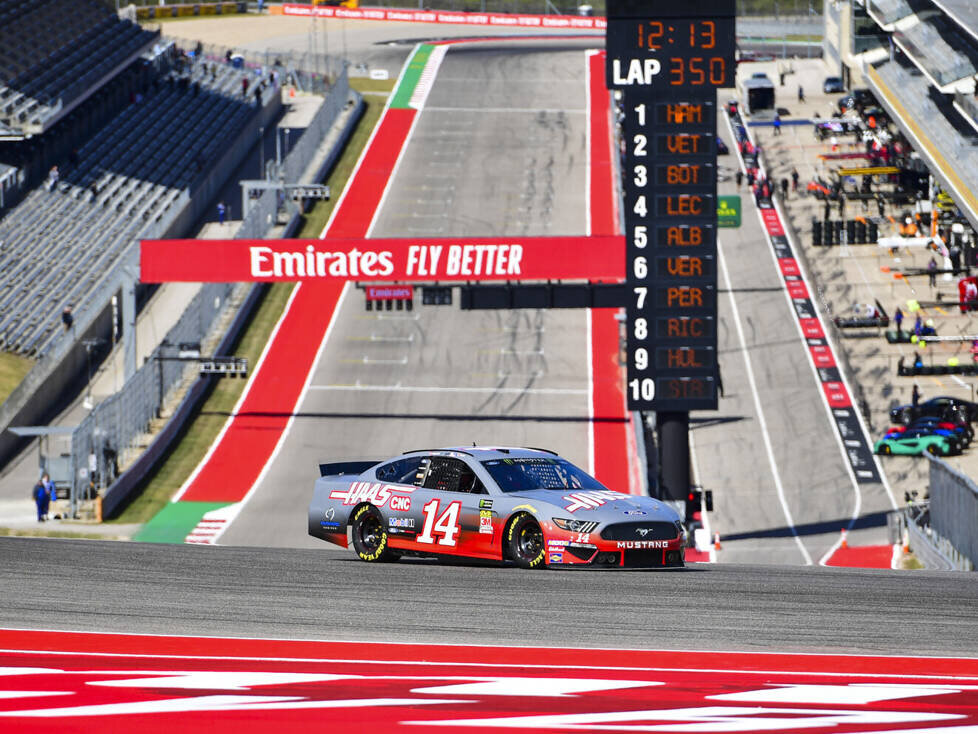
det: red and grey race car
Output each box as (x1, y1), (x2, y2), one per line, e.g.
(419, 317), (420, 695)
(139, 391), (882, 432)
(307, 446), (686, 569)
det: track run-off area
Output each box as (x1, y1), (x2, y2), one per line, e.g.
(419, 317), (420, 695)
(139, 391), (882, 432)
(1, 627), (978, 732)
(2, 25), (977, 731)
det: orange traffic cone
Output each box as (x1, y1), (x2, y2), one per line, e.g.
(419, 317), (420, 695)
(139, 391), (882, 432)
(840, 528), (848, 549)
(713, 532), (722, 551)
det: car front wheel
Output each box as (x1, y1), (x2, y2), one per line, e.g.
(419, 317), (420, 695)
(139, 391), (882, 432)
(351, 504), (395, 562)
(507, 513), (546, 569)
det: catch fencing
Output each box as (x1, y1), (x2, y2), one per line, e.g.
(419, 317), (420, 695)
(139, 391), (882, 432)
(238, 63), (350, 239)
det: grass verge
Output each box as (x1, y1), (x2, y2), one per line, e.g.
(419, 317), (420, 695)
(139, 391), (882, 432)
(107, 79), (393, 525)
(0, 526), (129, 540)
(0, 352), (34, 407)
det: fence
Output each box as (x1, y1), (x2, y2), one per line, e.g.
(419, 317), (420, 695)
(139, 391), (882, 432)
(69, 280), (237, 504)
(926, 455), (978, 569)
(239, 64), (350, 238)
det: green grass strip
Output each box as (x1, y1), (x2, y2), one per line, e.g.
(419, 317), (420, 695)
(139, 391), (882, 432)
(390, 44), (433, 109)
(134, 501), (231, 543)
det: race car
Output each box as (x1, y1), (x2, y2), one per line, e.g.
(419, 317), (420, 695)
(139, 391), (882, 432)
(308, 446), (686, 569)
(889, 396), (978, 425)
(874, 433), (955, 456)
(886, 418), (972, 446)
(882, 425), (963, 453)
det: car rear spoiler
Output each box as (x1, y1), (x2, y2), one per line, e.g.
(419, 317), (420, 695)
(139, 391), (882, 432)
(319, 460), (381, 478)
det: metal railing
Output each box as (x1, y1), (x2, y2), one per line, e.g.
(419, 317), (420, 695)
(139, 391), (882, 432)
(69, 280), (237, 504)
(238, 64), (350, 239)
(926, 455), (978, 570)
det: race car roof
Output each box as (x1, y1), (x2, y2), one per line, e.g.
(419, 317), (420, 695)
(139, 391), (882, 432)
(401, 446), (559, 460)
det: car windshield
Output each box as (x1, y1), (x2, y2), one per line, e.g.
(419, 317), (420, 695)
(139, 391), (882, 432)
(481, 458), (607, 493)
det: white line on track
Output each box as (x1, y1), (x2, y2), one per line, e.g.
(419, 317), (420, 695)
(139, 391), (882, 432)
(584, 50), (598, 476)
(716, 243), (814, 566)
(308, 384), (587, 395)
(724, 111), (897, 522)
(424, 106), (586, 113)
(169, 284), (304, 503)
(211, 283), (352, 546)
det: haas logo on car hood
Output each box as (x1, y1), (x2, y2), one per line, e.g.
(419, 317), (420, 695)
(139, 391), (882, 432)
(562, 490), (630, 513)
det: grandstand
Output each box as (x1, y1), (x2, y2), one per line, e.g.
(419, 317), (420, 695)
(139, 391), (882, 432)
(0, 57), (260, 357)
(825, 0), (978, 235)
(892, 14), (978, 89)
(0, 0), (295, 475)
(0, 0), (157, 137)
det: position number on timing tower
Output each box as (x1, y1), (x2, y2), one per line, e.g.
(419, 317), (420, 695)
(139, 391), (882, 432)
(606, 0), (735, 412)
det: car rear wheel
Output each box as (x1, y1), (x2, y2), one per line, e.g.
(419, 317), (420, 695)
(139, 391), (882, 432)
(351, 504), (395, 562)
(879, 443), (892, 455)
(507, 513), (546, 569)
(926, 443), (941, 456)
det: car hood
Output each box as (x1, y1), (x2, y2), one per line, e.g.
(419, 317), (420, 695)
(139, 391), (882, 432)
(505, 488), (679, 521)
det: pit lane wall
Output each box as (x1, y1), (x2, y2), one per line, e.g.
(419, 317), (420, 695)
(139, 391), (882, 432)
(275, 3), (607, 29)
(927, 456), (978, 570)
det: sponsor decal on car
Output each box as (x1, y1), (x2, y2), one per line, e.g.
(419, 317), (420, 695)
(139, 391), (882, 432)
(624, 509), (648, 516)
(330, 481), (414, 508)
(616, 540), (670, 549)
(479, 499), (493, 509)
(548, 553), (564, 563)
(389, 495), (411, 512)
(479, 510), (493, 535)
(547, 539), (569, 548)
(320, 521), (341, 529)
(389, 517), (416, 529)
(563, 490), (629, 513)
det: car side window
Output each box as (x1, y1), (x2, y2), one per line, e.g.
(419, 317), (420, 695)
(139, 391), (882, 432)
(375, 456), (425, 486)
(422, 457), (485, 494)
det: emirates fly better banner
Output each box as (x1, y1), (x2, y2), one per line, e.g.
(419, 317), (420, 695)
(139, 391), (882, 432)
(140, 237), (624, 283)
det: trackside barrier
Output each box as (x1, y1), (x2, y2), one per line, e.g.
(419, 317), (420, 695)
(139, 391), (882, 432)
(925, 455), (978, 570)
(134, 2), (247, 19)
(278, 3), (607, 29)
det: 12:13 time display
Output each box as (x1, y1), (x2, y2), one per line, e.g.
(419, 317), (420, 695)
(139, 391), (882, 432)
(638, 20), (717, 50)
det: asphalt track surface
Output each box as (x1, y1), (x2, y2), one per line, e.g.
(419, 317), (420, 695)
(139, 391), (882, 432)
(2, 536), (976, 656)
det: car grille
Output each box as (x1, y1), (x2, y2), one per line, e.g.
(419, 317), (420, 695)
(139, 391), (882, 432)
(622, 549), (684, 568)
(600, 521), (679, 541)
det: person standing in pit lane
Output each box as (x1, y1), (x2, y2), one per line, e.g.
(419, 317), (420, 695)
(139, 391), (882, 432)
(32, 476), (49, 522)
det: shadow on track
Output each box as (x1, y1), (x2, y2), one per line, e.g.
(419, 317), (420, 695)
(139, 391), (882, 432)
(202, 410), (628, 423)
(719, 511), (891, 542)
